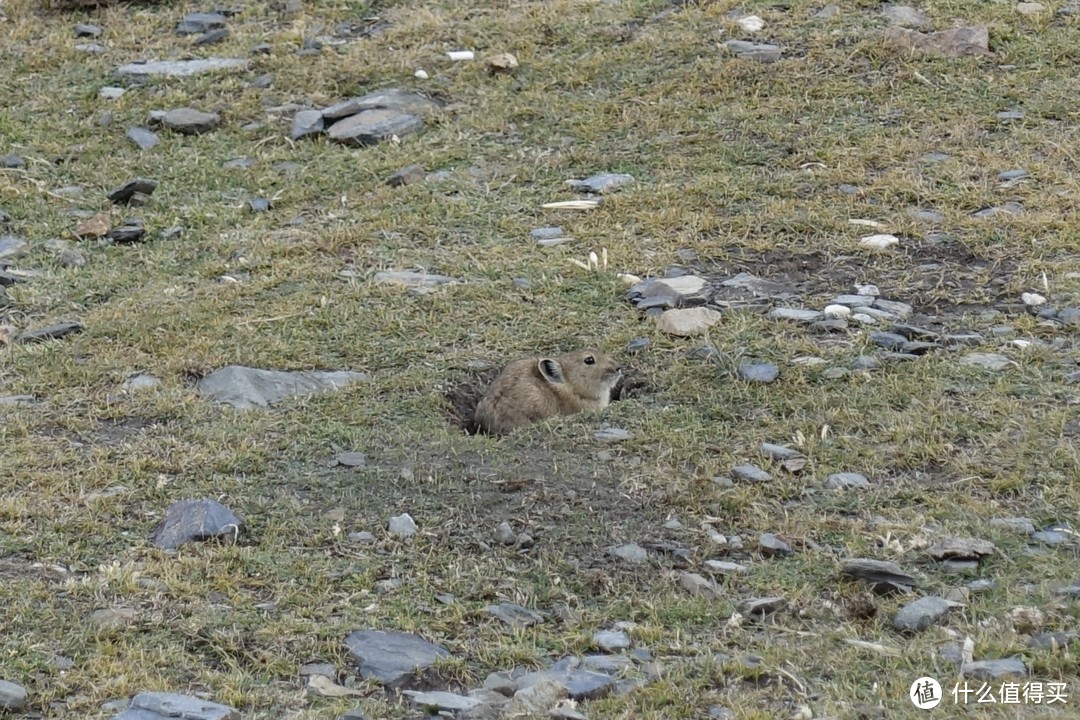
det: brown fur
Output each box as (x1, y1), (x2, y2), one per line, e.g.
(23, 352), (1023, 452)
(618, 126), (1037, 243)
(473, 348), (622, 435)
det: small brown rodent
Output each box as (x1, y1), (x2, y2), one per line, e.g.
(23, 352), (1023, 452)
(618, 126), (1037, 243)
(474, 348), (622, 435)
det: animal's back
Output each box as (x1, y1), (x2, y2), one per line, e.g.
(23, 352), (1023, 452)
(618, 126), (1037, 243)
(474, 359), (556, 435)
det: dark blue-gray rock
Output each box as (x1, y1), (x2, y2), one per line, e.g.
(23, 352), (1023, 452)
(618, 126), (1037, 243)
(113, 692), (238, 720)
(75, 23), (102, 37)
(841, 559), (917, 590)
(150, 499), (244, 550)
(626, 337), (650, 353)
(127, 127), (160, 150)
(1032, 530), (1068, 546)
(1027, 632), (1075, 650)
(328, 110), (423, 145)
(737, 596), (787, 618)
(0, 681), (26, 711)
(889, 323), (940, 340)
(197, 365), (369, 409)
(250, 42), (272, 55)
(176, 12), (227, 35)
(731, 464), (771, 483)
(893, 596), (952, 632)
(962, 657), (1027, 680)
(593, 630), (631, 652)
(108, 178), (157, 205)
(18, 322), (84, 344)
(737, 362), (779, 383)
(825, 472), (869, 489)
(759, 533), (792, 556)
(116, 58), (248, 78)
(344, 630), (450, 690)
(247, 198), (270, 213)
(291, 109), (324, 140)
(386, 164), (425, 187)
(869, 332), (907, 350)
(1, 155), (25, 169)
(487, 603), (544, 627)
(322, 89), (440, 120)
(1057, 307), (1080, 326)
(159, 108), (220, 135)
(106, 220), (146, 243)
(997, 169), (1028, 181)
(723, 40), (782, 61)
(942, 333), (983, 347)
(608, 543), (648, 564)
(516, 664), (617, 701)
(0, 234), (27, 259)
(567, 173), (635, 194)
(194, 28), (229, 46)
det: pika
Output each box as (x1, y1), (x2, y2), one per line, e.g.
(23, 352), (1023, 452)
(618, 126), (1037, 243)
(473, 348), (622, 435)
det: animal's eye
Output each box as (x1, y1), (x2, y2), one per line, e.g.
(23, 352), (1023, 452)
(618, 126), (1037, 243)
(584, 355), (595, 365)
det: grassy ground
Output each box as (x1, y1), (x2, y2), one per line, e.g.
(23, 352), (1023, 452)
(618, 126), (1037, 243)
(1, 0), (1078, 717)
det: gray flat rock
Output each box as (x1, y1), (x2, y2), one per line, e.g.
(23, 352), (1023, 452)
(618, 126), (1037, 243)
(404, 691), (481, 713)
(114, 692), (238, 720)
(593, 630), (631, 652)
(732, 464), (771, 483)
(116, 58), (248, 78)
(893, 596), (952, 632)
(768, 307), (823, 322)
(0, 680), (27, 711)
(825, 472), (869, 489)
(959, 353), (1014, 371)
(962, 657), (1027, 680)
(608, 543), (649, 564)
(841, 559), (917, 589)
(160, 108), (220, 135)
(197, 365), (368, 409)
(373, 270), (459, 288)
(127, 127), (160, 150)
(723, 40), (782, 62)
(567, 173), (635, 194)
(18, 322), (84, 344)
(927, 536), (996, 561)
(737, 363), (779, 383)
(322, 89), (440, 120)
(327, 109), (423, 146)
(291, 109), (324, 140)
(108, 178), (157, 205)
(150, 499), (244, 550)
(487, 602), (544, 627)
(516, 666), (616, 701)
(344, 630), (450, 689)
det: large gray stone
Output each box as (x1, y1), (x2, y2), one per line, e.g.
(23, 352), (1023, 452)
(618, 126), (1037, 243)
(962, 657), (1027, 680)
(150, 499), (244, 550)
(116, 58), (248, 78)
(160, 108), (220, 135)
(344, 630), (450, 689)
(516, 662), (617, 701)
(0, 680), (27, 711)
(322, 89), (440, 119)
(327, 109), (423, 145)
(291, 109), (324, 140)
(892, 596), (952, 632)
(113, 692), (238, 720)
(197, 365), (368, 410)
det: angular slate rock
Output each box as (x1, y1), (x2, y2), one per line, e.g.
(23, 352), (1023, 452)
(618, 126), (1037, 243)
(116, 58), (248, 78)
(18, 322), (84, 344)
(106, 221), (146, 243)
(127, 127), (160, 150)
(344, 630), (450, 689)
(160, 108), (220, 135)
(291, 109), (324, 140)
(114, 692), (238, 720)
(516, 666), (616, 701)
(892, 596), (951, 632)
(593, 630), (631, 652)
(176, 12), (227, 35)
(327, 109), (423, 146)
(197, 365), (369, 410)
(487, 602), (544, 627)
(961, 657), (1027, 681)
(108, 178), (157, 205)
(150, 499), (244, 550)
(842, 559), (917, 591)
(0, 680), (27, 711)
(825, 472), (869, 490)
(322, 89), (440, 120)
(723, 40), (782, 62)
(731, 464), (771, 483)
(567, 173), (635, 194)
(194, 28), (230, 46)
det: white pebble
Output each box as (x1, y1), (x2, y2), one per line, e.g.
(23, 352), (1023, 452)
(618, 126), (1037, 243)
(737, 15), (765, 32)
(860, 234), (899, 249)
(1021, 292), (1047, 306)
(414, 69), (429, 79)
(446, 50), (474, 61)
(823, 304), (852, 318)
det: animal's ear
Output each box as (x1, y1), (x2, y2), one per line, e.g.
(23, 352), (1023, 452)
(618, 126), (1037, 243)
(537, 358), (565, 384)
